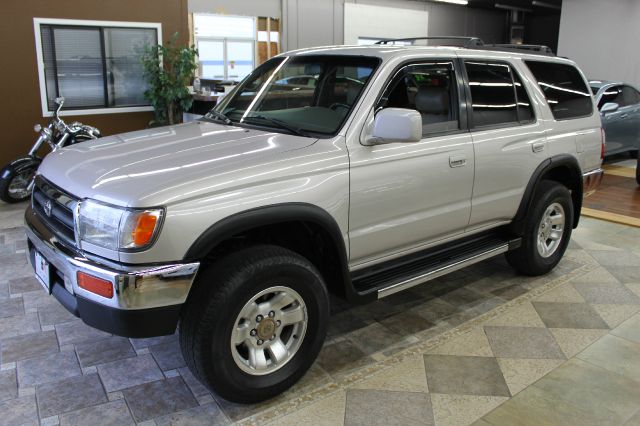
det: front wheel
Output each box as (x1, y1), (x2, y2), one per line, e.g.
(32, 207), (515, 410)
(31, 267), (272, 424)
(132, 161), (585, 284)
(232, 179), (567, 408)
(0, 161), (39, 203)
(636, 156), (640, 185)
(179, 245), (329, 403)
(506, 180), (573, 276)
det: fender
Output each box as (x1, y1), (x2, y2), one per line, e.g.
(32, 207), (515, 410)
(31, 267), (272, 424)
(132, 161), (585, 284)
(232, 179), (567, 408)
(183, 203), (361, 302)
(511, 154), (583, 234)
(1, 157), (42, 179)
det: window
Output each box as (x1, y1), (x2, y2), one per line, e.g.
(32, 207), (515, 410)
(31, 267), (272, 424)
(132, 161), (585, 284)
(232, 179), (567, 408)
(513, 71), (535, 123)
(377, 62), (459, 136)
(194, 14), (255, 82)
(35, 18), (160, 116)
(525, 61), (593, 120)
(466, 61), (519, 128)
(597, 85), (623, 109)
(211, 55), (379, 136)
(621, 86), (640, 106)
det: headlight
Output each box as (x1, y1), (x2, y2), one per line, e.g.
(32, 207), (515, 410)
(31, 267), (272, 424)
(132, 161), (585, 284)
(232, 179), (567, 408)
(78, 199), (163, 251)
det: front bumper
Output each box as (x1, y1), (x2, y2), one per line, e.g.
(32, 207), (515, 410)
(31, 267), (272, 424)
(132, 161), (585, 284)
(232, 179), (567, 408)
(583, 168), (604, 197)
(25, 205), (200, 337)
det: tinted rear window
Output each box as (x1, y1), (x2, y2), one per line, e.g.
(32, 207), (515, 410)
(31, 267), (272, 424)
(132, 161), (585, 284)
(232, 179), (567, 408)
(525, 61), (593, 120)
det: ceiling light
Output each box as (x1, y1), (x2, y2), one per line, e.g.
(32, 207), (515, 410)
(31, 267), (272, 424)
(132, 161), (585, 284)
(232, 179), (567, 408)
(432, 0), (469, 5)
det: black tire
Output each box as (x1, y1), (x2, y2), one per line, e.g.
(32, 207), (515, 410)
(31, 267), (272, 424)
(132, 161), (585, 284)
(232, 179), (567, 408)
(636, 156), (640, 186)
(506, 180), (573, 276)
(179, 244), (330, 403)
(630, 150), (639, 159)
(0, 163), (36, 203)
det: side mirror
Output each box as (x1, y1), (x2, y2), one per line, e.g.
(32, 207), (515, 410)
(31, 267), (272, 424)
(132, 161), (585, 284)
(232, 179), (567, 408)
(364, 108), (422, 145)
(600, 102), (619, 114)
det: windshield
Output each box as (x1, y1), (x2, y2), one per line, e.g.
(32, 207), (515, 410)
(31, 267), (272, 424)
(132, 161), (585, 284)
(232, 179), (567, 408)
(208, 55), (380, 136)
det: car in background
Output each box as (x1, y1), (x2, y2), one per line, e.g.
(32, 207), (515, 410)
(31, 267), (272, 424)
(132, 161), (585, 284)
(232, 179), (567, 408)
(590, 80), (640, 159)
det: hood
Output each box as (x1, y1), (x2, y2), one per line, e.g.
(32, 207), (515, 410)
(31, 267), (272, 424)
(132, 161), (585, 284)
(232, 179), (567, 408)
(38, 121), (317, 207)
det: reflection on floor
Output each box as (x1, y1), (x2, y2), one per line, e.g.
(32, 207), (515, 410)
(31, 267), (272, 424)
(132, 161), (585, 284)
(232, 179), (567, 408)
(583, 157), (640, 227)
(1, 201), (640, 425)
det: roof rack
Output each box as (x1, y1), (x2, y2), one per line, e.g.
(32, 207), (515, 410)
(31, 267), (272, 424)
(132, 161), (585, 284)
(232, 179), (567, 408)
(481, 43), (556, 56)
(375, 36), (484, 48)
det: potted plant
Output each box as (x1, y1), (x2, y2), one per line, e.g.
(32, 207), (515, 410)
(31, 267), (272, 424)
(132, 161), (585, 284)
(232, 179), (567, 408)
(141, 33), (198, 126)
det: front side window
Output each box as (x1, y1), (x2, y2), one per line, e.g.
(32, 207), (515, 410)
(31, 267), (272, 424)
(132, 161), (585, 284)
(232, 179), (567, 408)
(377, 61), (460, 136)
(211, 55), (380, 136)
(465, 61), (519, 128)
(525, 61), (593, 120)
(37, 20), (159, 114)
(622, 86), (640, 106)
(597, 85), (623, 109)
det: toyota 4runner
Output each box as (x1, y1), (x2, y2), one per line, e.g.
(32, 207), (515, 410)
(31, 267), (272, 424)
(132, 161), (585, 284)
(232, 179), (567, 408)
(24, 39), (604, 403)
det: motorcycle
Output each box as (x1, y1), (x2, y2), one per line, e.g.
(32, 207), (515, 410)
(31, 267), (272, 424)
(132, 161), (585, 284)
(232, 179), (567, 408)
(0, 97), (101, 203)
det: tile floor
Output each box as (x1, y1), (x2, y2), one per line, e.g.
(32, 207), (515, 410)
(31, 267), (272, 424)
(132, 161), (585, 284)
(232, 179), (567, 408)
(1, 201), (639, 425)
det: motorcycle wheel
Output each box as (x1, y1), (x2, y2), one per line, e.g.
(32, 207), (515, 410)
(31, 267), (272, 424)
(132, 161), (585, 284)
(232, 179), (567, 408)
(0, 161), (39, 203)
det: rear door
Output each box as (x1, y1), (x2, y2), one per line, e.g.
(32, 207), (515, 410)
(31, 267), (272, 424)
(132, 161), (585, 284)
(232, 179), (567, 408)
(620, 85), (640, 152)
(460, 58), (546, 230)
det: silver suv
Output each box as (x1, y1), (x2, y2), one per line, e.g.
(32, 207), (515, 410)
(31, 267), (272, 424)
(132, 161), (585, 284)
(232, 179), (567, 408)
(25, 39), (604, 403)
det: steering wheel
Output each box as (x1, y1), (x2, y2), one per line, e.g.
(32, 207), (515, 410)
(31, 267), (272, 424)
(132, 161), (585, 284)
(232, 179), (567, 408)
(329, 103), (350, 111)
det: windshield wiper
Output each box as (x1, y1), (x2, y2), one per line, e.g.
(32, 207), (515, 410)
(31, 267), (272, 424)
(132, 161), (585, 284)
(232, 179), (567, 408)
(204, 110), (232, 125)
(243, 114), (310, 137)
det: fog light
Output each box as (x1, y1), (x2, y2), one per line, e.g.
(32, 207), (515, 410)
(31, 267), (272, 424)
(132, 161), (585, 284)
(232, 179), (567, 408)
(77, 272), (113, 299)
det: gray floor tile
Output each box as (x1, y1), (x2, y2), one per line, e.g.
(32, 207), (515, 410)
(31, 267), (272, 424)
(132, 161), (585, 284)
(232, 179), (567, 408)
(378, 311), (435, 336)
(484, 326), (565, 359)
(532, 302), (609, 329)
(97, 353), (164, 392)
(317, 339), (374, 377)
(423, 354), (511, 397)
(122, 377), (198, 422)
(0, 369), (17, 402)
(21, 289), (58, 311)
(154, 402), (230, 425)
(327, 310), (372, 337)
(17, 349), (81, 387)
(178, 367), (210, 397)
(573, 281), (640, 305)
(36, 373), (107, 418)
(129, 334), (178, 350)
(8, 277), (41, 295)
(589, 250), (640, 267)
(37, 303), (76, 326)
(577, 334), (640, 383)
(0, 312), (40, 339)
(55, 320), (111, 346)
(533, 358), (640, 424)
(410, 297), (458, 323)
(344, 389), (433, 426)
(58, 399), (134, 426)
(607, 266), (640, 284)
(75, 336), (136, 368)
(491, 284), (529, 301)
(1, 330), (58, 363)
(0, 297), (24, 318)
(612, 314), (640, 344)
(149, 340), (186, 371)
(348, 322), (404, 355)
(626, 409), (640, 426)
(0, 395), (38, 426)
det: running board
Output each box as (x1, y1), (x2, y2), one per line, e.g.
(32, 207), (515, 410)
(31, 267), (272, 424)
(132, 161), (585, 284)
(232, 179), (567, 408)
(351, 233), (521, 299)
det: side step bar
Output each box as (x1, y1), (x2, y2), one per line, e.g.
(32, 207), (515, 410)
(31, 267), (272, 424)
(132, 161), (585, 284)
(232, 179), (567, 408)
(351, 233), (521, 299)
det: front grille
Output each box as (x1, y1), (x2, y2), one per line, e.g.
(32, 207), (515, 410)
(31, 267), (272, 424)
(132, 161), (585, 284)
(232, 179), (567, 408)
(32, 176), (79, 247)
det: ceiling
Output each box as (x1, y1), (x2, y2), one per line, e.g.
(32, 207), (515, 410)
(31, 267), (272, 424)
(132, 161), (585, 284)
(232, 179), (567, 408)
(467, 0), (562, 13)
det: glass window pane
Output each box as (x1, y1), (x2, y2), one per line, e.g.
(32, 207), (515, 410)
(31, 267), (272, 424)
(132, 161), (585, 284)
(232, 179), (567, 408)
(53, 27), (105, 109)
(104, 28), (156, 107)
(525, 61), (593, 120)
(226, 41), (254, 82)
(199, 40), (225, 79)
(466, 61), (518, 127)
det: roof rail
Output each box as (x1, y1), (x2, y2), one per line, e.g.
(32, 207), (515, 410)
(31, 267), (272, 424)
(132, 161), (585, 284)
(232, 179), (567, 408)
(375, 36), (485, 48)
(482, 43), (556, 56)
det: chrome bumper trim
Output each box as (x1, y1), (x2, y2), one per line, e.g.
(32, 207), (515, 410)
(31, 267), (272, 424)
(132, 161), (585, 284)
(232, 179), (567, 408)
(25, 205), (199, 311)
(583, 168), (604, 197)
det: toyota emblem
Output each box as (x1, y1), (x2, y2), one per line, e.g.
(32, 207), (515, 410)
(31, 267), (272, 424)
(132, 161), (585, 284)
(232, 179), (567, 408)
(43, 200), (52, 217)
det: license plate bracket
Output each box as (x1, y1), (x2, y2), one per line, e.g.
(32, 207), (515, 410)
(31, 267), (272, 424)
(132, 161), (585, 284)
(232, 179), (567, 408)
(34, 250), (51, 294)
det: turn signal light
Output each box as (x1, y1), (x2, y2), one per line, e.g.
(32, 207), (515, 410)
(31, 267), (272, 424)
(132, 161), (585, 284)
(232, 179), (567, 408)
(77, 272), (113, 299)
(131, 212), (159, 247)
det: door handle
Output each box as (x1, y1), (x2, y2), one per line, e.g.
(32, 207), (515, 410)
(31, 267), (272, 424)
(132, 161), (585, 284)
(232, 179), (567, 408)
(449, 155), (467, 168)
(532, 142), (545, 153)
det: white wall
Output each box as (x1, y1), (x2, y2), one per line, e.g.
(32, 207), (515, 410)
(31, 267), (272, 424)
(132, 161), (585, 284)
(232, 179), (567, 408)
(188, 0), (281, 18)
(343, 3), (429, 44)
(558, 0), (640, 87)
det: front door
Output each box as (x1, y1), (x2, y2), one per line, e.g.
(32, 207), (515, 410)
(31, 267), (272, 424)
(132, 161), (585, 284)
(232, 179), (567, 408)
(348, 60), (474, 267)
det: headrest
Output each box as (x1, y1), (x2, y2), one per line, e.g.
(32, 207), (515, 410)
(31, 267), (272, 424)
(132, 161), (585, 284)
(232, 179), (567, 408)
(415, 86), (449, 114)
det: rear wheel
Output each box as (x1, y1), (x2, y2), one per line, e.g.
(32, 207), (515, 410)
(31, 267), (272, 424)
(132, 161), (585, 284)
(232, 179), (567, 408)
(179, 245), (329, 403)
(630, 150), (638, 159)
(506, 180), (573, 276)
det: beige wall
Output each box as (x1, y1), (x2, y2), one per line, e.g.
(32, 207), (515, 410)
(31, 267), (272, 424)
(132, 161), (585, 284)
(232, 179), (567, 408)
(0, 0), (188, 166)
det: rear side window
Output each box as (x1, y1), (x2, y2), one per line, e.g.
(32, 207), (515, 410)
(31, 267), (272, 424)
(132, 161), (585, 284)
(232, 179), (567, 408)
(465, 61), (534, 128)
(525, 61), (593, 120)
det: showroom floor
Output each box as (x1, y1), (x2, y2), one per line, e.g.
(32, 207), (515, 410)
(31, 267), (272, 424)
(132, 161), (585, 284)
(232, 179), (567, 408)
(1, 202), (640, 425)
